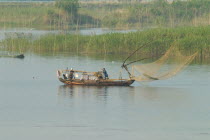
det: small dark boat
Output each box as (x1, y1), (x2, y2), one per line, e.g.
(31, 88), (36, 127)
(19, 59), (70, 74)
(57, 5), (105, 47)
(0, 54), (24, 59)
(13, 54), (24, 59)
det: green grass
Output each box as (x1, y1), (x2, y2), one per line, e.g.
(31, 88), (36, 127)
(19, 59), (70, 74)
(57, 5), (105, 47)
(0, 2), (54, 29)
(0, 1), (209, 29)
(1, 26), (209, 59)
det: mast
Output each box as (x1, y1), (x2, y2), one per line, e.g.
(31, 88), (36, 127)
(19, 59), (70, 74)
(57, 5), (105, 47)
(121, 40), (155, 79)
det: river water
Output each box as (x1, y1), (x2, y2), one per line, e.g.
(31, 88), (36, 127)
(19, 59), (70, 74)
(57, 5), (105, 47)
(0, 28), (137, 41)
(0, 53), (210, 140)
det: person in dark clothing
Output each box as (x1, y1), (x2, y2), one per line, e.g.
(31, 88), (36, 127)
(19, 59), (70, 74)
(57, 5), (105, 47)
(69, 68), (74, 80)
(102, 68), (109, 79)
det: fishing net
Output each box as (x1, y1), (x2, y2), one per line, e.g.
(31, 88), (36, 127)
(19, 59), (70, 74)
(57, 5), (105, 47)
(131, 46), (198, 82)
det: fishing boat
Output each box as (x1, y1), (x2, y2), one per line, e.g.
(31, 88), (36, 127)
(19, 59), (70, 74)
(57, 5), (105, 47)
(57, 41), (197, 86)
(56, 42), (154, 86)
(57, 70), (135, 86)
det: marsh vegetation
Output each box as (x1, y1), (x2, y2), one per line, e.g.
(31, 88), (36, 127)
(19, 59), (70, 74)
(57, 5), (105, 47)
(0, 0), (209, 63)
(1, 26), (209, 61)
(0, 0), (209, 29)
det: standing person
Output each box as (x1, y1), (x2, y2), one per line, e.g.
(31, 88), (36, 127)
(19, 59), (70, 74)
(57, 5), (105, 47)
(102, 68), (109, 79)
(69, 68), (74, 80)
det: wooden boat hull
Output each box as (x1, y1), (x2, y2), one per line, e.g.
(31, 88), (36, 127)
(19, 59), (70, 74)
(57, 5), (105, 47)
(59, 78), (135, 86)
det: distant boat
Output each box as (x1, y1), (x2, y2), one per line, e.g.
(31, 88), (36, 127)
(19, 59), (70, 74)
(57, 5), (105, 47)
(13, 54), (24, 59)
(0, 54), (24, 59)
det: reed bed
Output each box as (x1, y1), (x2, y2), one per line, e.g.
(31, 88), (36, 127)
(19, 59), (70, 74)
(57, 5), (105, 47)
(0, 0), (209, 29)
(1, 26), (209, 59)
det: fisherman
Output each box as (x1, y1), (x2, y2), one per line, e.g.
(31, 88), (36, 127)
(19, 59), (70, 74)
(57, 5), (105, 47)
(102, 68), (109, 79)
(69, 68), (75, 80)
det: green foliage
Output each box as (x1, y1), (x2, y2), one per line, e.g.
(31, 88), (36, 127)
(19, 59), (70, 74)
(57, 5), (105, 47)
(2, 38), (30, 52)
(2, 26), (209, 60)
(0, 3), (53, 29)
(0, 1), (209, 29)
(127, 0), (210, 28)
(55, 0), (79, 17)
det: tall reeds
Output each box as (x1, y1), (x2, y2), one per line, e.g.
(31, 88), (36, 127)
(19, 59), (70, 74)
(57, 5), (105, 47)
(0, 1), (209, 30)
(1, 26), (209, 59)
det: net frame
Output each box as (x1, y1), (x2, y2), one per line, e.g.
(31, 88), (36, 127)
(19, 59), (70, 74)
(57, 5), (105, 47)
(131, 46), (198, 82)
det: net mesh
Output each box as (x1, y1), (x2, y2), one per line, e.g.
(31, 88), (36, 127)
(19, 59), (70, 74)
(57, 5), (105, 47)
(131, 46), (198, 82)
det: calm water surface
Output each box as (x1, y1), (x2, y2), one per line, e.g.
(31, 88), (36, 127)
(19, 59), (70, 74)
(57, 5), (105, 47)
(0, 28), (137, 41)
(0, 53), (210, 140)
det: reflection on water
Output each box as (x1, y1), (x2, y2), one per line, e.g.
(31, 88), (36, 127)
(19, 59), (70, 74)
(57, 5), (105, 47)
(57, 85), (136, 104)
(134, 86), (188, 101)
(57, 85), (188, 101)
(58, 85), (109, 98)
(0, 28), (137, 41)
